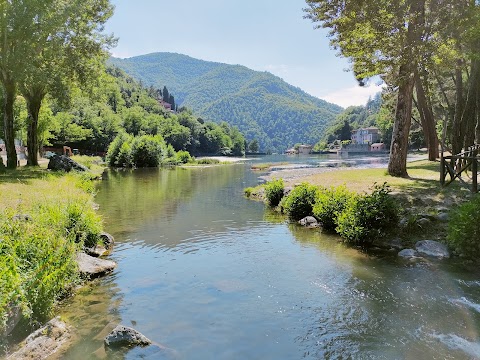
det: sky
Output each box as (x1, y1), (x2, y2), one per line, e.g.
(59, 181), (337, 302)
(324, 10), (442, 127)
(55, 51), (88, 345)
(105, 0), (382, 108)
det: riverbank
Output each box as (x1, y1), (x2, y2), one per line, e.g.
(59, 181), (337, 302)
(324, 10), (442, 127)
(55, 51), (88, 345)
(253, 159), (472, 249)
(0, 161), (108, 356)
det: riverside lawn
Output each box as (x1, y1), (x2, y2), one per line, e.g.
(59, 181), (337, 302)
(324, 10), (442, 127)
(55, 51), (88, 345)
(0, 161), (104, 336)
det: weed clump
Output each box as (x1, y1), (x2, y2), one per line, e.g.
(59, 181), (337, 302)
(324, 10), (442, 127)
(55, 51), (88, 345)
(447, 195), (480, 259)
(264, 178), (284, 207)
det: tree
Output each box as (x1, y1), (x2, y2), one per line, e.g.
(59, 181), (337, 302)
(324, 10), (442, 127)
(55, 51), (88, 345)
(248, 139), (259, 153)
(0, 0), (114, 168)
(305, 0), (434, 177)
(163, 86), (169, 103)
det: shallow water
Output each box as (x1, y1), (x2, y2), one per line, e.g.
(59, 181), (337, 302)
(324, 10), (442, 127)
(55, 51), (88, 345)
(53, 155), (480, 359)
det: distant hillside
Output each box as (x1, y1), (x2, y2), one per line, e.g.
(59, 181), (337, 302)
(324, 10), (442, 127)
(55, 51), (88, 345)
(109, 53), (343, 152)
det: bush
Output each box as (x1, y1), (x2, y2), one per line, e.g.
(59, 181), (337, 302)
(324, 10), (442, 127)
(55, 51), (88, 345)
(336, 183), (398, 245)
(197, 158), (220, 164)
(106, 132), (132, 167)
(282, 183), (319, 220)
(313, 185), (355, 232)
(244, 187), (254, 197)
(176, 150), (192, 164)
(131, 135), (166, 167)
(264, 178), (284, 207)
(447, 195), (480, 258)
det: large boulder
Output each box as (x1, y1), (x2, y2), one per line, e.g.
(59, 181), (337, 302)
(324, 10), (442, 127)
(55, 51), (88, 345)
(76, 252), (116, 278)
(298, 216), (319, 228)
(7, 317), (73, 360)
(48, 154), (88, 172)
(415, 240), (450, 259)
(104, 325), (152, 348)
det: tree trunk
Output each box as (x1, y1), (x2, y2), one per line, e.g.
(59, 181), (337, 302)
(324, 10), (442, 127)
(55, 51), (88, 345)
(414, 72), (439, 160)
(388, 64), (415, 177)
(25, 91), (44, 166)
(452, 61), (465, 156)
(3, 76), (17, 169)
(462, 59), (480, 150)
(387, 0), (422, 177)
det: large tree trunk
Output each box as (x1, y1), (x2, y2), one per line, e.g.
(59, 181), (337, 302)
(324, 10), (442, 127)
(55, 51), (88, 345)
(462, 59), (480, 150)
(3, 76), (17, 169)
(388, 64), (415, 177)
(388, 0), (424, 177)
(452, 61), (465, 156)
(414, 72), (439, 161)
(25, 90), (44, 166)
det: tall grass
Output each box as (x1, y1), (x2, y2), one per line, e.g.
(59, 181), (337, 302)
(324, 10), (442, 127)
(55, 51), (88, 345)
(0, 173), (103, 331)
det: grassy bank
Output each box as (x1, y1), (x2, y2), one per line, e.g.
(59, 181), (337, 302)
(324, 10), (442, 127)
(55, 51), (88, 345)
(248, 160), (473, 249)
(0, 164), (104, 332)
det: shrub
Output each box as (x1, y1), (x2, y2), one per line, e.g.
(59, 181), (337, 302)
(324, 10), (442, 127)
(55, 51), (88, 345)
(176, 150), (192, 164)
(264, 178), (284, 207)
(336, 183), (398, 245)
(313, 185), (355, 232)
(115, 141), (133, 168)
(197, 158), (220, 164)
(282, 183), (319, 220)
(447, 195), (480, 258)
(244, 187), (254, 197)
(106, 132), (132, 167)
(131, 135), (165, 167)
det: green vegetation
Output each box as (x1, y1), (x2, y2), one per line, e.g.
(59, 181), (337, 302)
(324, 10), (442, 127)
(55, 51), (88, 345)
(0, 172), (103, 330)
(313, 185), (354, 232)
(264, 179), (284, 207)
(282, 183), (319, 221)
(447, 195), (480, 259)
(336, 183), (398, 245)
(109, 52), (342, 153)
(305, 0), (480, 176)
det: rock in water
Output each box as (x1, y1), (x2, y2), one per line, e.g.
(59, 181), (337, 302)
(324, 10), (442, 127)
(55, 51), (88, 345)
(415, 240), (450, 258)
(76, 252), (116, 278)
(398, 249), (418, 258)
(298, 216), (319, 228)
(104, 325), (152, 348)
(7, 317), (73, 360)
(48, 154), (88, 172)
(100, 232), (115, 250)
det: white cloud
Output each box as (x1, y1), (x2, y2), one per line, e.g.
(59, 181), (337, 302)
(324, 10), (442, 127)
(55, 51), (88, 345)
(320, 83), (384, 108)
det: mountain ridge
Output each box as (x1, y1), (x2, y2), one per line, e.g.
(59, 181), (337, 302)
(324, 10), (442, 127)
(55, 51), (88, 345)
(109, 52), (343, 152)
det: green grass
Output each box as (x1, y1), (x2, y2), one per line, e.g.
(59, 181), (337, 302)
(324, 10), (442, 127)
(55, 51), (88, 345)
(0, 167), (104, 332)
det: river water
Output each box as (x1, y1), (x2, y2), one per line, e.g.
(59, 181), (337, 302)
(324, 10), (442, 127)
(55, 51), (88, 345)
(58, 155), (480, 359)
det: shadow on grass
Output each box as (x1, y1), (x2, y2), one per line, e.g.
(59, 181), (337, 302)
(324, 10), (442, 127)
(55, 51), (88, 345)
(0, 166), (61, 185)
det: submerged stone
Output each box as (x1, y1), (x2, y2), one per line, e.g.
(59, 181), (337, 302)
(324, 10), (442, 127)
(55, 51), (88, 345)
(7, 317), (73, 360)
(398, 249), (418, 258)
(298, 216), (318, 228)
(104, 325), (152, 348)
(415, 240), (450, 259)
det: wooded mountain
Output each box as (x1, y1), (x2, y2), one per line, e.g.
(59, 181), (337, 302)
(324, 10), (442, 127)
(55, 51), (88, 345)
(109, 53), (342, 152)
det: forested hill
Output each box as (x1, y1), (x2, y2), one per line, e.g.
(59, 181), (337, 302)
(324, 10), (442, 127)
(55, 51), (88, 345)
(109, 52), (343, 152)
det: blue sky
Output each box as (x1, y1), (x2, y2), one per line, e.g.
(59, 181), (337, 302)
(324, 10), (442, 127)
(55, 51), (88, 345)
(105, 0), (382, 107)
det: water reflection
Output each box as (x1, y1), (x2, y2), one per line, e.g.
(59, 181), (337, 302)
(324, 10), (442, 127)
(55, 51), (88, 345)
(57, 158), (480, 359)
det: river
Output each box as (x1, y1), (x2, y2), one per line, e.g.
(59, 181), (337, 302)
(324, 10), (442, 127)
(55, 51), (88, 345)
(59, 155), (480, 359)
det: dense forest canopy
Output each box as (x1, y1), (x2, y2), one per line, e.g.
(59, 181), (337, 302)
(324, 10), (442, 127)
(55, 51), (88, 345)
(1, 67), (246, 162)
(110, 53), (343, 153)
